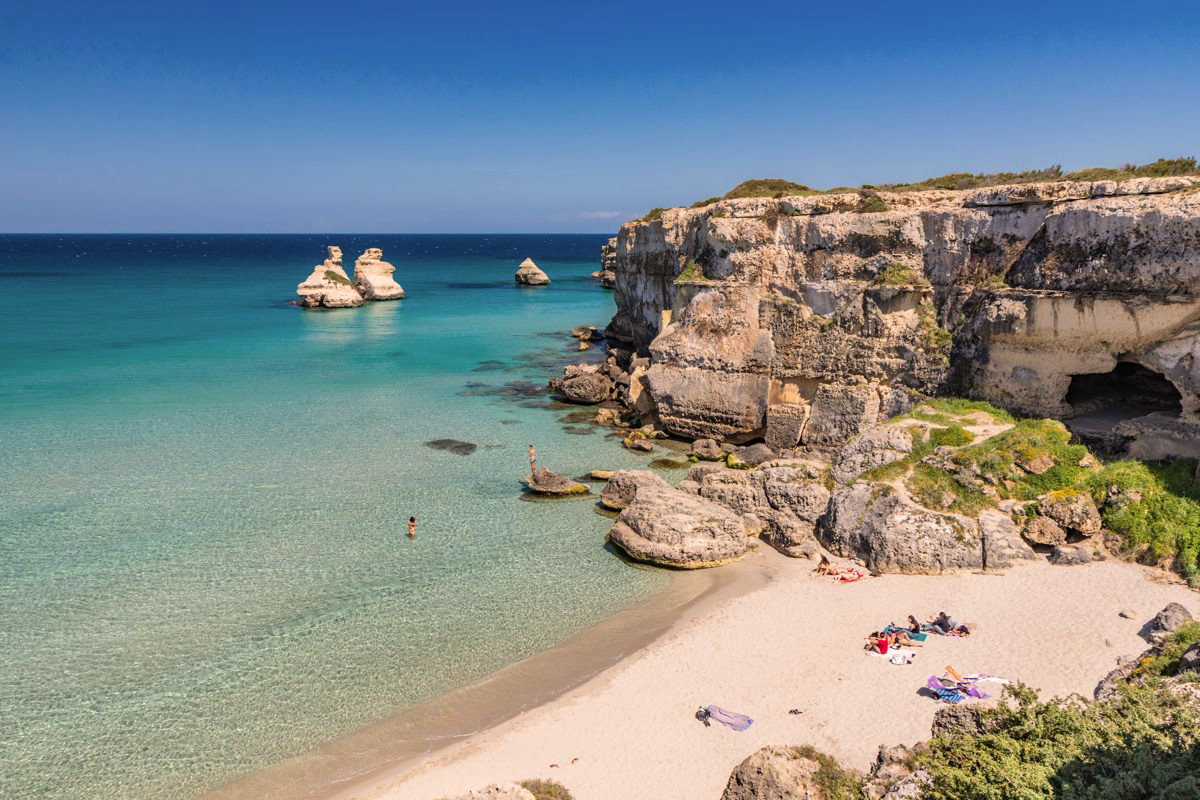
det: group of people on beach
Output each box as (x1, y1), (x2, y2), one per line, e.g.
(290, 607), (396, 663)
(865, 613), (971, 654)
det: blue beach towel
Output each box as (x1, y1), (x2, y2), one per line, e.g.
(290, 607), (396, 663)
(706, 705), (753, 731)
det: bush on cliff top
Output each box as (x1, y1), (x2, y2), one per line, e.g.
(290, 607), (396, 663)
(1085, 458), (1200, 578)
(519, 779), (573, 800)
(786, 746), (864, 799)
(1065, 156), (1199, 182)
(323, 269), (351, 285)
(722, 178), (813, 199)
(920, 682), (1200, 800)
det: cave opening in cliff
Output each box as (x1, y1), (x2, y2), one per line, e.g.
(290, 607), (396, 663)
(1066, 362), (1183, 417)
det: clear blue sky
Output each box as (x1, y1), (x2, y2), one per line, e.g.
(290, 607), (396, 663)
(2, 0), (1197, 232)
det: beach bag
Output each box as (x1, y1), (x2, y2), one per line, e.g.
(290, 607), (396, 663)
(890, 652), (913, 665)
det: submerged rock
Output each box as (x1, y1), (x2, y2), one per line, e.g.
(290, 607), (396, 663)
(609, 484), (749, 568)
(352, 248), (404, 300)
(523, 467), (589, 496)
(515, 257), (551, 285)
(296, 246), (365, 308)
(424, 438), (477, 455)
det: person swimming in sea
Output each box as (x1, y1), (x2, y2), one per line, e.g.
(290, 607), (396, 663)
(407, 516), (416, 538)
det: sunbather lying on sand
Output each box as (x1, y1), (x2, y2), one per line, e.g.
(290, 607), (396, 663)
(816, 555), (868, 581)
(865, 630), (921, 653)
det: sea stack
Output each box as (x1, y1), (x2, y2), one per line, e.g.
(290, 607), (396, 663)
(296, 246), (365, 308)
(353, 248), (405, 300)
(515, 257), (551, 285)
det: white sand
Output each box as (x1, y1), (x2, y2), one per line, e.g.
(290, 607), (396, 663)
(335, 553), (1196, 800)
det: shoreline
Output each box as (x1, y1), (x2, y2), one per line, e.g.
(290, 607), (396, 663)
(333, 554), (1196, 800)
(199, 553), (774, 800)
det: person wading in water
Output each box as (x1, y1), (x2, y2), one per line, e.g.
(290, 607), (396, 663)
(528, 444), (537, 473)
(407, 516), (416, 538)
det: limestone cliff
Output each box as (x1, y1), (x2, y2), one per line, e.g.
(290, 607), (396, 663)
(605, 177), (1200, 455)
(296, 246), (365, 308)
(352, 248), (405, 300)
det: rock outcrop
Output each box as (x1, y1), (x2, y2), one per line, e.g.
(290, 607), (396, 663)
(608, 484), (750, 567)
(549, 364), (613, 404)
(515, 257), (551, 285)
(439, 784), (535, 800)
(599, 469), (671, 510)
(602, 176), (1200, 455)
(296, 246), (365, 308)
(721, 745), (861, 800)
(352, 248), (405, 300)
(522, 467), (589, 496)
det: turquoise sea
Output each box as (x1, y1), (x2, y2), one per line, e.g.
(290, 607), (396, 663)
(0, 235), (670, 800)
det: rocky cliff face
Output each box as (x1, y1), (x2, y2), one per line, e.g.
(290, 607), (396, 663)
(606, 177), (1200, 454)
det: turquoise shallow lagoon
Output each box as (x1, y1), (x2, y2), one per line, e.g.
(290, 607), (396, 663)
(0, 235), (669, 800)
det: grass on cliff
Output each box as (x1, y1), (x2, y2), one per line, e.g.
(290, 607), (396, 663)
(1084, 458), (1200, 578)
(920, 682), (1200, 800)
(871, 262), (928, 287)
(722, 178), (814, 199)
(323, 269), (351, 286)
(786, 746), (864, 799)
(675, 259), (714, 284)
(519, 779), (573, 800)
(684, 156), (1198, 210)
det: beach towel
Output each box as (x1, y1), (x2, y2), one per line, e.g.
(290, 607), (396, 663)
(926, 676), (963, 704)
(966, 674), (1011, 685)
(705, 705), (753, 732)
(839, 571), (866, 583)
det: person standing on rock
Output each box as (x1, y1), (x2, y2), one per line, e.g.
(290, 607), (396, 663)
(528, 444), (537, 473)
(407, 517), (416, 538)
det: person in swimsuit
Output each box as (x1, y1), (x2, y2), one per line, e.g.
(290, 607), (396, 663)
(407, 516), (416, 538)
(528, 444), (537, 473)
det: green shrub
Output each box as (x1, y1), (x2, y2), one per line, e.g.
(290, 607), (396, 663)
(856, 189), (888, 213)
(675, 259), (712, 284)
(519, 779), (574, 800)
(1139, 622), (1200, 679)
(880, 166), (1063, 192)
(722, 178), (812, 199)
(690, 196), (722, 208)
(871, 262), (927, 287)
(323, 269), (351, 285)
(917, 302), (952, 354)
(1085, 459), (1200, 577)
(920, 682), (1200, 800)
(640, 207), (666, 222)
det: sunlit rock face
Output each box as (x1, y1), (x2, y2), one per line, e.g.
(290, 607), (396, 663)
(606, 177), (1200, 457)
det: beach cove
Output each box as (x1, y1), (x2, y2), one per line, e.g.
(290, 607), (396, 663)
(0, 234), (682, 800)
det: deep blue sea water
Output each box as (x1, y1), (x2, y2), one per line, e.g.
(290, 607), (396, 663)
(0, 235), (669, 800)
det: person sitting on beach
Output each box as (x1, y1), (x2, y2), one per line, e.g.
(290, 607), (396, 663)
(907, 615), (922, 634)
(930, 611), (969, 635)
(407, 516), (416, 538)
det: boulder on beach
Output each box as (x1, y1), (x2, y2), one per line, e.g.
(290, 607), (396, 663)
(439, 784), (536, 800)
(721, 745), (862, 800)
(523, 467), (589, 496)
(296, 246), (365, 308)
(352, 248), (405, 300)
(599, 470), (671, 510)
(515, 257), (551, 285)
(609, 484), (749, 568)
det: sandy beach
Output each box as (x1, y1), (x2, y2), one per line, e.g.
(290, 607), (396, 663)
(334, 551), (1197, 800)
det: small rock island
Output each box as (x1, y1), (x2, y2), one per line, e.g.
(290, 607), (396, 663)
(515, 257), (550, 285)
(295, 246), (404, 308)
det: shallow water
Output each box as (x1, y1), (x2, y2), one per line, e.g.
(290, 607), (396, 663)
(0, 235), (669, 800)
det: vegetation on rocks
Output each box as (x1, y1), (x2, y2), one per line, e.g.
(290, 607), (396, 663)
(689, 196), (721, 208)
(323, 269), (351, 285)
(787, 745), (864, 799)
(855, 189), (888, 213)
(721, 178), (813, 199)
(1137, 622), (1200, 680)
(871, 262), (927, 287)
(675, 259), (714, 284)
(519, 779), (574, 800)
(1084, 458), (1200, 579)
(919, 682), (1200, 800)
(916, 301), (952, 355)
(639, 207), (666, 222)
(1064, 156), (1199, 182)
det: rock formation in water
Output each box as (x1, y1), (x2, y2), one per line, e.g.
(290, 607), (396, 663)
(523, 467), (589, 495)
(599, 176), (1200, 459)
(296, 246), (365, 308)
(352, 248), (405, 300)
(515, 257), (551, 285)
